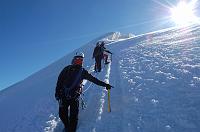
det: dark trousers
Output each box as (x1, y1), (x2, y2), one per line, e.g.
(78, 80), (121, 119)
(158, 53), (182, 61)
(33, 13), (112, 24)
(59, 98), (79, 132)
(95, 56), (102, 72)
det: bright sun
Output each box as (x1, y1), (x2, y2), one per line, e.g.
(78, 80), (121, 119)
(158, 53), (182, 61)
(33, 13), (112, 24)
(170, 0), (199, 26)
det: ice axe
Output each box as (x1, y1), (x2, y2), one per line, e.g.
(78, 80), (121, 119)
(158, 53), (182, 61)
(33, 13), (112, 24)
(108, 89), (111, 112)
(107, 83), (113, 113)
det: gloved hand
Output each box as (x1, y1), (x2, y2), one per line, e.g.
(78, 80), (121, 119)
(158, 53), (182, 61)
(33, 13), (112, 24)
(55, 92), (61, 101)
(105, 84), (113, 90)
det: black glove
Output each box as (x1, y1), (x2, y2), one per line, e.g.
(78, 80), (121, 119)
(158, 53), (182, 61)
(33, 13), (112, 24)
(55, 92), (61, 101)
(105, 84), (113, 90)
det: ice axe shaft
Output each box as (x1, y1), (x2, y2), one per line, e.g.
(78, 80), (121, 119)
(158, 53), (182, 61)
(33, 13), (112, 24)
(108, 89), (111, 112)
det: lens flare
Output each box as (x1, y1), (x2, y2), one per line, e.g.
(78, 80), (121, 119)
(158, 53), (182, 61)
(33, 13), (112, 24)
(170, 0), (199, 26)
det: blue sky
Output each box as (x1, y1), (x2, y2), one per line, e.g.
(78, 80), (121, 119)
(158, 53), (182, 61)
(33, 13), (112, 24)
(0, 0), (199, 90)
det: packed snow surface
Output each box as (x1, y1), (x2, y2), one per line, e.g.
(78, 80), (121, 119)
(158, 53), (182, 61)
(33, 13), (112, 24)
(0, 25), (200, 132)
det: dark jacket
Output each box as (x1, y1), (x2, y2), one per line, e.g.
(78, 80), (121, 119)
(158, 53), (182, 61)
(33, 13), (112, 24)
(55, 64), (108, 99)
(93, 45), (104, 58)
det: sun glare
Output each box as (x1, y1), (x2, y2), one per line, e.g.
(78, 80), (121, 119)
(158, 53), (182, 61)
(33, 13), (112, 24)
(170, 0), (199, 26)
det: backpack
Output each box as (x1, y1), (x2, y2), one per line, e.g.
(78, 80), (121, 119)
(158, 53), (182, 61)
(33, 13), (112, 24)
(62, 65), (83, 99)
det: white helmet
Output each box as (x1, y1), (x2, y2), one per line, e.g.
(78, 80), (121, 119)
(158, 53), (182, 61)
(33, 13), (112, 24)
(75, 52), (84, 58)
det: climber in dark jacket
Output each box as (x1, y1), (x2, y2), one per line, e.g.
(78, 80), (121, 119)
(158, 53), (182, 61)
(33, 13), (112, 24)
(93, 42), (104, 72)
(55, 52), (112, 132)
(93, 41), (113, 71)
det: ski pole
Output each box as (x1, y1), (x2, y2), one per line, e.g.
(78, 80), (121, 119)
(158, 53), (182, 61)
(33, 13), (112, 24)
(108, 89), (111, 112)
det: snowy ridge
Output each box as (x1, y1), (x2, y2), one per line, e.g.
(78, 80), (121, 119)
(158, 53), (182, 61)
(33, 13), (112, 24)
(101, 32), (135, 44)
(1, 25), (200, 132)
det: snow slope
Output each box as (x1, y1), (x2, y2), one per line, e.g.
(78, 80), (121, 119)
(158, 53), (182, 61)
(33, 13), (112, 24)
(1, 25), (200, 132)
